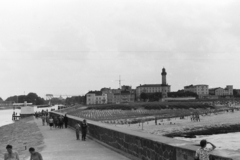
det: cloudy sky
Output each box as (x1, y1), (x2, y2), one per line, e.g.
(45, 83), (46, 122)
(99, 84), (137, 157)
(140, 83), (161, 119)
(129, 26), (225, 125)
(0, 0), (240, 100)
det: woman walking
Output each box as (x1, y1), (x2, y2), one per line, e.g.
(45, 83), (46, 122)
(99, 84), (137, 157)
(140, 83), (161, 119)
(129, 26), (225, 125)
(195, 139), (216, 160)
(49, 117), (54, 130)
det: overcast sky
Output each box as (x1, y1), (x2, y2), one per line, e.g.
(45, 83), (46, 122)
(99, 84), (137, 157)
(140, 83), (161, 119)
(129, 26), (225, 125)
(0, 0), (240, 100)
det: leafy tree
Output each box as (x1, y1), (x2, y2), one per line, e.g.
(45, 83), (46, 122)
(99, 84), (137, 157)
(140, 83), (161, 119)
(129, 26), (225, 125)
(148, 92), (162, 101)
(49, 98), (65, 105)
(5, 96), (19, 103)
(233, 89), (240, 97)
(168, 91), (198, 98)
(140, 92), (148, 101)
(0, 97), (3, 101)
(5, 92), (45, 105)
(65, 96), (86, 105)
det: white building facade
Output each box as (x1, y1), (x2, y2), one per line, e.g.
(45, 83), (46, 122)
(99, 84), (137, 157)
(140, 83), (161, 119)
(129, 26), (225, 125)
(184, 84), (209, 98)
(86, 91), (107, 105)
(209, 85), (233, 96)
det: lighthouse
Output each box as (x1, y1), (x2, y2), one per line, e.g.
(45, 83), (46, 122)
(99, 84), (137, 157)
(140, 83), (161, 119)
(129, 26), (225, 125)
(161, 68), (167, 85)
(161, 68), (168, 98)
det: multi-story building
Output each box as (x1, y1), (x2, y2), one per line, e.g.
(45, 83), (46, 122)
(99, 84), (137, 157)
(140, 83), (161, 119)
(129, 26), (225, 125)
(136, 68), (171, 100)
(101, 88), (113, 104)
(112, 90), (135, 104)
(184, 84), (209, 98)
(100, 86), (135, 104)
(86, 91), (107, 105)
(209, 85), (233, 96)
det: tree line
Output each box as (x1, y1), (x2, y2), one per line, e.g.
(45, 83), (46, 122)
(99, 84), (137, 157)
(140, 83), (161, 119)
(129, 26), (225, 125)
(3, 92), (86, 105)
(5, 93), (45, 105)
(140, 91), (198, 101)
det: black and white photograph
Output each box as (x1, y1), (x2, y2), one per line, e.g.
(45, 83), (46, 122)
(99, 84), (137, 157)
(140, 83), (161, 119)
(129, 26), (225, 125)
(0, 0), (240, 160)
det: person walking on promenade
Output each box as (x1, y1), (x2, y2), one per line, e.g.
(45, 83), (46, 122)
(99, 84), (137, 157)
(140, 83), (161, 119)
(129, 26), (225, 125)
(41, 115), (46, 126)
(29, 147), (43, 160)
(46, 115), (49, 126)
(49, 117), (54, 130)
(81, 119), (88, 141)
(4, 145), (19, 160)
(59, 115), (64, 129)
(75, 123), (81, 140)
(64, 114), (68, 128)
(53, 116), (58, 128)
(195, 139), (216, 160)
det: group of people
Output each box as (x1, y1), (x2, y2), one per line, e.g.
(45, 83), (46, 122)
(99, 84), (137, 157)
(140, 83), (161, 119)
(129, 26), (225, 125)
(37, 111), (68, 130)
(35, 110), (48, 119)
(44, 115), (69, 130)
(75, 119), (88, 141)
(4, 145), (43, 160)
(190, 114), (201, 122)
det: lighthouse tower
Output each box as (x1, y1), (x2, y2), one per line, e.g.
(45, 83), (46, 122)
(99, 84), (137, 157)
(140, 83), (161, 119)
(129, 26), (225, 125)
(162, 68), (167, 85)
(161, 68), (168, 98)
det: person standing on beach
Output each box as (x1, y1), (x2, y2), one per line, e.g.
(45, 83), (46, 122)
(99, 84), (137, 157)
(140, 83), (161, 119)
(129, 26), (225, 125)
(64, 114), (68, 128)
(4, 145), (19, 160)
(75, 123), (81, 140)
(29, 147), (43, 160)
(195, 139), (216, 160)
(81, 119), (88, 141)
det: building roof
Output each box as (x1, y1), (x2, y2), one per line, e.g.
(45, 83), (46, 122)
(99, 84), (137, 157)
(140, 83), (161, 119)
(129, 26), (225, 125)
(87, 91), (103, 96)
(113, 91), (134, 96)
(184, 84), (208, 88)
(137, 84), (170, 88)
(209, 87), (222, 91)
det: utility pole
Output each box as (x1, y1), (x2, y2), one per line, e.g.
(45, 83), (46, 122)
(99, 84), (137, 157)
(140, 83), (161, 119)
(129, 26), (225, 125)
(116, 75), (124, 104)
(116, 75), (124, 89)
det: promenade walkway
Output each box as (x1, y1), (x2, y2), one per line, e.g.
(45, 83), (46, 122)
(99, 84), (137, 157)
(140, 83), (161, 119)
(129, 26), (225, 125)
(34, 118), (131, 160)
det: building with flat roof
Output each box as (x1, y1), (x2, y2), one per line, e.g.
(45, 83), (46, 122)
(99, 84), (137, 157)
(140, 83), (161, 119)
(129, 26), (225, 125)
(184, 84), (209, 98)
(101, 85), (135, 104)
(209, 85), (233, 96)
(86, 91), (107, 105)
(136, 68), (171, 100)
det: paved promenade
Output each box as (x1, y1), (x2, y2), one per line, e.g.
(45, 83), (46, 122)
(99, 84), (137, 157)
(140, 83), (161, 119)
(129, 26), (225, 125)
(34, 118), (131, 160)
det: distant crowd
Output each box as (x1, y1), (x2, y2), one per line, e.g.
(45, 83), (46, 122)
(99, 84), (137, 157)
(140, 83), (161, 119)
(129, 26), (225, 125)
(35, 110), (69, 129)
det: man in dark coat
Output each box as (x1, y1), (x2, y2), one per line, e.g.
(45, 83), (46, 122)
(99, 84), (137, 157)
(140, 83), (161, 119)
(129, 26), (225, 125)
(64, 114), (68, 128)
(81, 119), (88, 141)
(59, 115), (64, 129)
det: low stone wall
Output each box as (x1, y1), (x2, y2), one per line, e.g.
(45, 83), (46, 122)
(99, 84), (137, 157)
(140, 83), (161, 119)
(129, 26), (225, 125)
(50, 112), (236, 160)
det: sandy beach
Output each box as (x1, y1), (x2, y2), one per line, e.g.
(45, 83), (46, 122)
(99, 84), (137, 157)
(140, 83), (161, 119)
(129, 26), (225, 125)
(115, 109), (240, 136)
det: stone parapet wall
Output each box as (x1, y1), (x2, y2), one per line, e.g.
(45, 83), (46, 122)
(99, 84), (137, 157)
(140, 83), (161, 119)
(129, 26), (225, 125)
(50, 112), (235, 160)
